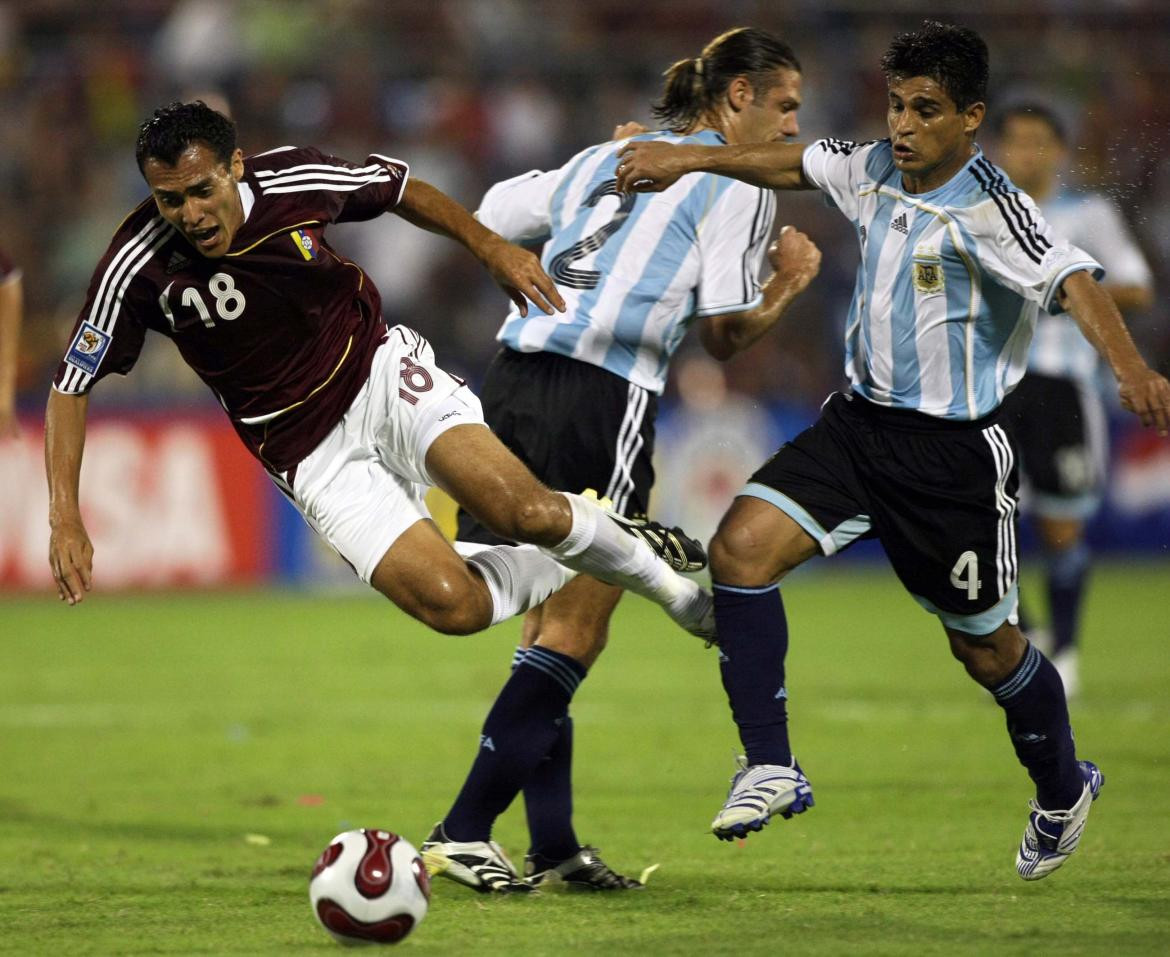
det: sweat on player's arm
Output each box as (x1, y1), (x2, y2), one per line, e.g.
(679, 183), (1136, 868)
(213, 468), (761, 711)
(615, 138), (811, 193)
(1056, 269), (1170, 433)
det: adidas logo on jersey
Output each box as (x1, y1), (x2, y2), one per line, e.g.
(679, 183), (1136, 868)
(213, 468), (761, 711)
(165, 249), (191, 274)
(890, 212), (909, 235)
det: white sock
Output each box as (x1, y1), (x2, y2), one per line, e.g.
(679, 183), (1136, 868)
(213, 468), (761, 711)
(543, 492), (692, 611)
(458, 542), (576, 627)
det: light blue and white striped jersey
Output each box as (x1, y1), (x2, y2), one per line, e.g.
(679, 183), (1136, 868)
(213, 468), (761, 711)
(1028, 188), (1152, 384)
(477, 130), (775, 393)
(803, 138), (1103, 420)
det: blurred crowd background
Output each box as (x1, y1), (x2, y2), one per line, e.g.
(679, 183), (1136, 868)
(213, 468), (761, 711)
(2, 0), (1168, 413)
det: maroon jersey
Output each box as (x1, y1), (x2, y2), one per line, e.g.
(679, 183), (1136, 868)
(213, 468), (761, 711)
(53, 146), (409, 472)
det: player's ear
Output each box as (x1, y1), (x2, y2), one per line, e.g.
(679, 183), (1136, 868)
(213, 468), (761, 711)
(229, 148), (245, 181)
(964, 101), (986, 137)
(726, 75), (753, 113)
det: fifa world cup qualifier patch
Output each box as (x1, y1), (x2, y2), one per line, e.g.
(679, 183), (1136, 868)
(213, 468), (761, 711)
(65, 321), (111, 376)
(912, 250), (945, 295)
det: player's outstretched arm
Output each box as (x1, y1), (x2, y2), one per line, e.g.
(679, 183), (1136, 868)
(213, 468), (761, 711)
(700, 226), (822, 361)
(45, 390), (94, 605)
(1058, 270), (1170, 435)
(394, 178), (565, 317)
(616, 140), (812, 193)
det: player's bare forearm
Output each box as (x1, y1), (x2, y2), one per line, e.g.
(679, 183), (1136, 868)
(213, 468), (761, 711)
(616, 140), (811, 193)
(395, 179), (564, 317)
(1059, 270), (1170, 434)
(45, 389), (94, 603)
(395, 178), (495, 249)
(700, 227), (822, 361)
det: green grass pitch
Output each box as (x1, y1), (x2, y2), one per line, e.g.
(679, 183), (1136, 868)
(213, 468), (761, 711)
(1, 561), (1168, 955)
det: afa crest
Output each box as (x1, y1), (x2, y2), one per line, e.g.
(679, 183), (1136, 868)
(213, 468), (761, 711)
(912, 252), (945, 295)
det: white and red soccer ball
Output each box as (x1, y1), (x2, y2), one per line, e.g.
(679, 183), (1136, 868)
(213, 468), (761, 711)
(309, 829), (430, 945)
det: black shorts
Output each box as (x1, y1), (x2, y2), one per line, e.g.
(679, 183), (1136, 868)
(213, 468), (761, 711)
(746, 391), (1019, 633)
(1000, 372), (1107, 520)
(457, 348), (657, 545)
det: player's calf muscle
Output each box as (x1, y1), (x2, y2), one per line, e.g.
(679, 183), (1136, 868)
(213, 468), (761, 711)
(370, 527), (493, 634)
(946, 623), (1027, 686)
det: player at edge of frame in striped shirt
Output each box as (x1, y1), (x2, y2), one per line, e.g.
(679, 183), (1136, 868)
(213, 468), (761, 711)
(617, 20), (1170, 881)
(45, 102), (719, 656)
(994, 101), (1155, 699)
(421, 26), (822, 895)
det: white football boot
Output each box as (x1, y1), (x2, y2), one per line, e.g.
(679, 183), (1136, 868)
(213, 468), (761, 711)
(711, 756), (814, 841)
(1016, 760), (1104, 881)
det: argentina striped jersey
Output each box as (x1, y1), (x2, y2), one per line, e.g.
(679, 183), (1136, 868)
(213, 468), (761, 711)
(803, 139), (1103, 420)
(477, 130), (775, 393)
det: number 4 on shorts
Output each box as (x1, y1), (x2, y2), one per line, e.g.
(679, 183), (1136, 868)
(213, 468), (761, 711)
(950, 550), (982, 600)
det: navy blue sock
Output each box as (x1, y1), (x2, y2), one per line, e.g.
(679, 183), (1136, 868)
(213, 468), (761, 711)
(443, 646), (586, 842)
(991, 642), (1082, 809)
(1045, 542), (1089, 655)
(523, 714), (579, 864)
(714, 582), (791, 766)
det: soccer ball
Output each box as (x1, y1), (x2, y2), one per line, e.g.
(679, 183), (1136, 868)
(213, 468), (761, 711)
(309, 829), (430, 946)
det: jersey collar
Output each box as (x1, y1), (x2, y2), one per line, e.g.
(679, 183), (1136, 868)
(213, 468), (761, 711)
(238, 180), (255, 221)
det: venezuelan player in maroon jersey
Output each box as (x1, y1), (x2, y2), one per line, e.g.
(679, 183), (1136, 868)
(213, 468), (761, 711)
(0, 245), (21, 438)
(45, 102), (714, 647)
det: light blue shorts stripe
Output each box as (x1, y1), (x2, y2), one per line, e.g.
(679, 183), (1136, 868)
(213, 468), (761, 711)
(910, 583), (1019, 635)
(740, 483), (870, 557)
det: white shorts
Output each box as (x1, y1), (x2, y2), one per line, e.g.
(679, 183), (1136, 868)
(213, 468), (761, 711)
(276, 326), (485, 583)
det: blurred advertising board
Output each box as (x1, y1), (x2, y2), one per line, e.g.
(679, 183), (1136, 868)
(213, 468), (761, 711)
(3, 400), (1165, 595)
(1, 412), (271, 591)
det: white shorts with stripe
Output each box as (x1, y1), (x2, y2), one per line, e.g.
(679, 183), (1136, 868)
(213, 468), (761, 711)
(271, 325), (484, 583)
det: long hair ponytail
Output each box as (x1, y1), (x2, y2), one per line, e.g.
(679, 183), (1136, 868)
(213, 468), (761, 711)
(651, 27), (800, 133)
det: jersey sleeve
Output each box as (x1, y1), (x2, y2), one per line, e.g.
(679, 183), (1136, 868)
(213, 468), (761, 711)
(250, 146), (409, 224)
(476, 168), (563, 243)
(52, 215), (159, 395)
(1079, 195), (1152, 289)
(801, 138), (884, 222)
(694, 181), (775, 317)
(968, 190), (1103, 315)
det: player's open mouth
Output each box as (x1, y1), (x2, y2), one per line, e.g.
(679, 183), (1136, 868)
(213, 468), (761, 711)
(893, 143), (915, 160)
(191, 225), (220, 249)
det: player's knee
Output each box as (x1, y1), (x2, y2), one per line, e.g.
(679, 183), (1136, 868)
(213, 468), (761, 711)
(483, 493), (563, 546)
(407, 573), (492, 636)
(710, 526), (770, 585)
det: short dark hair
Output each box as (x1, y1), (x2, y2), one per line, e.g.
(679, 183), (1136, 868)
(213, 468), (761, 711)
(652, 27), (801, 133)
(993, 102), (1067, 144)
(135, 101), (237, 173)
(880, 20), (988, 111)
